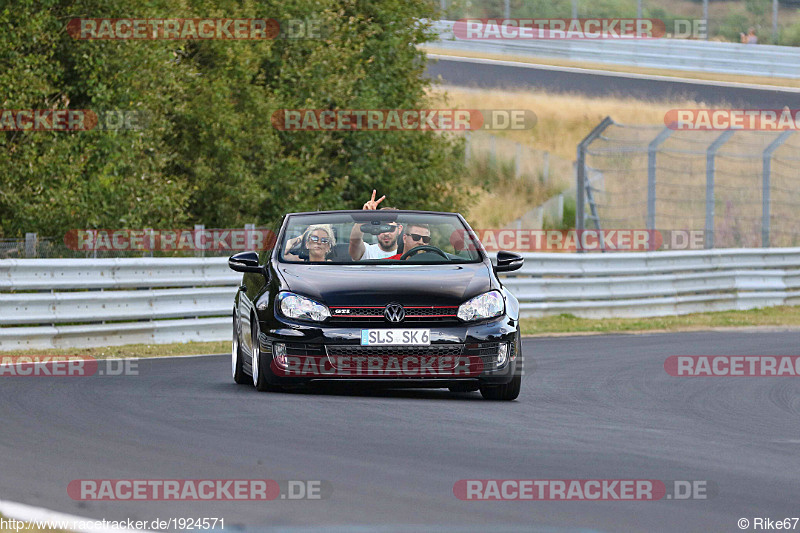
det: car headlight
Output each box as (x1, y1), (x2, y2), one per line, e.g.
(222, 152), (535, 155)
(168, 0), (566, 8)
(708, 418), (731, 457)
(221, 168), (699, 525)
(278, 292), (330, 322)
(457, 291), (504, 322)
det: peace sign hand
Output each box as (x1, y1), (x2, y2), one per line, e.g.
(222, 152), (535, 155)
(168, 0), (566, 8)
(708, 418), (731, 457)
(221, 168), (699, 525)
(362, 189), (386, 210)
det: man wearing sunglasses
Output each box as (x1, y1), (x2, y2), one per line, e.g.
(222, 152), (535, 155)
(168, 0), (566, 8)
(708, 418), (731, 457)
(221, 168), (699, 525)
(382, 223), (431, 260)
(349, 190), (403, 260)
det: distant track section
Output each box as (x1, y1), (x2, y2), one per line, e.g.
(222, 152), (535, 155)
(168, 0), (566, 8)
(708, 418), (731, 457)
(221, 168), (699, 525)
(425, 54), (800, 108)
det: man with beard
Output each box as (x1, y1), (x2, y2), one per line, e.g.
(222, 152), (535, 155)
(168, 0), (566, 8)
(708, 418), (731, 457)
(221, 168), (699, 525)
(349, 190), (402, 260)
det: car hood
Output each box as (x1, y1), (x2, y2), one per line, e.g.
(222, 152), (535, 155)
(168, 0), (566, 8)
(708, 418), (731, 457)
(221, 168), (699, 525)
(276, 262), (493, 307)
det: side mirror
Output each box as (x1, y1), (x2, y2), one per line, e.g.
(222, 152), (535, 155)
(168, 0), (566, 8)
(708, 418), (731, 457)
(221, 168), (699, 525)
(494, 250), (524, 273)
(228, 251), (263, 273)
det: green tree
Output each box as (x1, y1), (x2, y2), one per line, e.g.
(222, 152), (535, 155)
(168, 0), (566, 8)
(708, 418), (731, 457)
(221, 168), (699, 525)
(0, 0), (466, 239)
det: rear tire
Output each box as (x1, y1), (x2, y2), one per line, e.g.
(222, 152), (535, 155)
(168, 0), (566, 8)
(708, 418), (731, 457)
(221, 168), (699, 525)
(232, 313), (249, 385)
(480, 373), (521, 401)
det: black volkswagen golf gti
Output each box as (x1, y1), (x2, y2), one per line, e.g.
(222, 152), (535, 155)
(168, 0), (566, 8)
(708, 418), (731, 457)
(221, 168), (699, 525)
(229, 210), (525, 400)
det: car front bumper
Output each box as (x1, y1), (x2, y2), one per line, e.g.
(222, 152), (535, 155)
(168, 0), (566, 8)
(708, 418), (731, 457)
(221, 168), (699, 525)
(257, 314), (522, 387)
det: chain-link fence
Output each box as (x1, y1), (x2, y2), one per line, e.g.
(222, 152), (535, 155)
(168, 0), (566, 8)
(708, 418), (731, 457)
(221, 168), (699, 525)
(577, 118), (800, 248)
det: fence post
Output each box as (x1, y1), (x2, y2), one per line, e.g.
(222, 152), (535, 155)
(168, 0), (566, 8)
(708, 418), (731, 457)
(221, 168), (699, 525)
(773, 0), (779, 43)
(25, 233), (37, 258)
(489, 135), (496, 169)
(646, 127), (674, 231)
(515, 143), (522, 178)
(245, 223), (255, 251)
(543, 151), (550, 183)
(762, 131), (794, 248)
(705, 130), (735, 249)
(464, 131), (471, 165)
(504, 0), (510, 19)
(576, 117), (614, 251)
(195, 224), (205, 257)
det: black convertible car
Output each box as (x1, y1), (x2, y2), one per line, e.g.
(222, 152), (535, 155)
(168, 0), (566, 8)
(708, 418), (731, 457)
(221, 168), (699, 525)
(229, 210), (525, 400)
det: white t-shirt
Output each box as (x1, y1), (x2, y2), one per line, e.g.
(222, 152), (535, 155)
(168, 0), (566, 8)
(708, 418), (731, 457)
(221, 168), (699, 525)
(361, 242), (397, 260)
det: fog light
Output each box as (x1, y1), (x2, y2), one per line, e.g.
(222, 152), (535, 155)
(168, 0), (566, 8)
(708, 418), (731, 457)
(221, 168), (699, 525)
(273, 343), (287, 367)
(497, 343), (508, 366)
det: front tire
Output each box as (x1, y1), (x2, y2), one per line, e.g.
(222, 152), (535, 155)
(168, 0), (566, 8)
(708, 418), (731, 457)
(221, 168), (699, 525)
(232, 313), (249, 385)
(251, 318), (280, 392)
(480, 373), (521, 401)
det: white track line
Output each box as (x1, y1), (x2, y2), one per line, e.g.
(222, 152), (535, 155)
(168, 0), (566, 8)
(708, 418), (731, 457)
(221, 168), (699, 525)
(0, 500), (154, 533)
(428, 53), (800, 93)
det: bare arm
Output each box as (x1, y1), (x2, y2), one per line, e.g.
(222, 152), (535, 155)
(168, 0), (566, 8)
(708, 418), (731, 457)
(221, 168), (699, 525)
(349, 189), (385, 261)
(349, 223), (365, 260)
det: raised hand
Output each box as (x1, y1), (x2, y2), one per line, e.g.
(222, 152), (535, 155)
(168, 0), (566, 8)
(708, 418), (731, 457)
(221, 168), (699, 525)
(362, 189), (386, 210)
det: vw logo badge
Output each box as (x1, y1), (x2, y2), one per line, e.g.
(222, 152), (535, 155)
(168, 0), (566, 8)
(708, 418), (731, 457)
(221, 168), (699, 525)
(384, 303), (406, 323)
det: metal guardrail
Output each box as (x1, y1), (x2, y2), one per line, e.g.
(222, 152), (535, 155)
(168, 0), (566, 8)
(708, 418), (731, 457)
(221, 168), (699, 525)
(503, 248), (800, 318)
(1, 250), (799, 349)
(0, 258), (239, 350)
(427, 20), (800, 79)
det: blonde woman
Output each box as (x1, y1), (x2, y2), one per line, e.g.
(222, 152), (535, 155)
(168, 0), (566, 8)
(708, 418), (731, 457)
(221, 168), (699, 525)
(284, 224), (335, 262)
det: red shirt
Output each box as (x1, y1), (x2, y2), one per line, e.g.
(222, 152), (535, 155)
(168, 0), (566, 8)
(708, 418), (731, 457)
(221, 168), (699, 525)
(382, 253), (402, 260)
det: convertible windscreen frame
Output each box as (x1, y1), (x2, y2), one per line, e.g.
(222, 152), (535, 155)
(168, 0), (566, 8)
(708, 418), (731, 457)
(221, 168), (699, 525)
(275, 211), (486, 265)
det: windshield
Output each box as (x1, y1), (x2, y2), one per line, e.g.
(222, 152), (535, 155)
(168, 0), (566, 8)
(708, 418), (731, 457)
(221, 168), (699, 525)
(278, 211), (483, 264)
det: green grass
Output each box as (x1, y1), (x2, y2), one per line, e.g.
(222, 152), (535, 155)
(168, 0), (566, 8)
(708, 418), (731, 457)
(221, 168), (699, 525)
(521, 306), (800, 335)
(0, 341), (228, 358)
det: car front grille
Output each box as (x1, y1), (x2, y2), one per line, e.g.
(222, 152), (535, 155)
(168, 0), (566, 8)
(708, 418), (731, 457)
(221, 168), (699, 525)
(328, 306), (459, 323)
(325, 344), (465, 372)
(326, 344), (464, 357)
(266, 341), (513, 377)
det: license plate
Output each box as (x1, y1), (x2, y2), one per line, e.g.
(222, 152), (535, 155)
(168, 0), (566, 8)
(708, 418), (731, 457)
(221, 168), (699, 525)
(361, 329), (431, 346)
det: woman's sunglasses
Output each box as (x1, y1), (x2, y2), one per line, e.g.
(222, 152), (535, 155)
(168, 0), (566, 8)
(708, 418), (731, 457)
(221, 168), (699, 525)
(308, 235), (330, 244)
(408, 233), (431, 244)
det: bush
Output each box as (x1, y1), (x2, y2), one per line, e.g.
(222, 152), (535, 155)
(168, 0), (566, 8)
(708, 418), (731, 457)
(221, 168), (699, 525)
(0, 0), (467, 237)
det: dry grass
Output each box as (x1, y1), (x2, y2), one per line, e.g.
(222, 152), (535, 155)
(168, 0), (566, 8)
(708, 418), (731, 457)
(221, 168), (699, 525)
(430, 85), (705, 161)
(430, 85), (710, 227)
(430, 85), (800, 242)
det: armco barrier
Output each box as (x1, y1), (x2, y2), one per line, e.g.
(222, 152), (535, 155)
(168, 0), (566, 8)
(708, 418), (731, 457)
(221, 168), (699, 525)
(503, 248), (800, 319)
(427, 20), (800, 79)
(0, 258), (239, 350)
(1, 249), (799, 349)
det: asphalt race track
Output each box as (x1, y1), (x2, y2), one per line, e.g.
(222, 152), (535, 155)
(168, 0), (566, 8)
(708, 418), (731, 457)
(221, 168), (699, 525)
(2, 331), (799, 532)
(426, 55), (800, 108)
